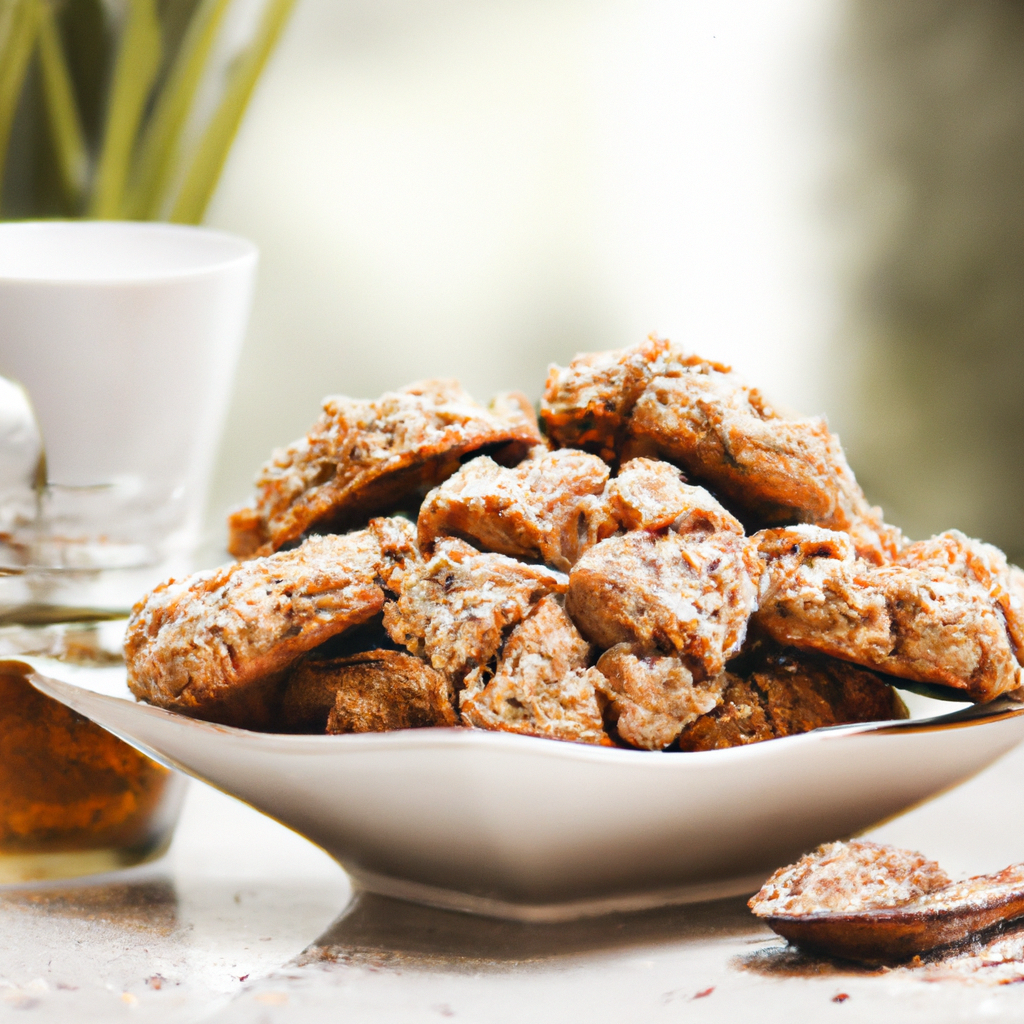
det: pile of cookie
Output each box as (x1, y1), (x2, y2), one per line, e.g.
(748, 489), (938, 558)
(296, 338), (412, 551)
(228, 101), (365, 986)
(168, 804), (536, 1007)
(124, 338), (1024, 749)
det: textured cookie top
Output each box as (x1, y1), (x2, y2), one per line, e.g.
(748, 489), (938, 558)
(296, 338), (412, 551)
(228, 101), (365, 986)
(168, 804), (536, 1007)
(755, 524), (1022, 700)
(460, 594), (610, 746)
(749, 840), (950, 918)
(540, 335), (690, 459)
(593, 644), (724, 750)
(543, 337), (901, 564)
(228, 379), (542, 557)
(896, 529), (1024, 665)
(417, 448), (615, 571)
(383, 537), (568, 685)
(567, 528), (760, 679)
(125, 526), (401, 729)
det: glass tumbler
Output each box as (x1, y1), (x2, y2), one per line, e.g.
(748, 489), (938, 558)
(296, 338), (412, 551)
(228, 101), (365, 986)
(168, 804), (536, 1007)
(0, 220), (257, 881)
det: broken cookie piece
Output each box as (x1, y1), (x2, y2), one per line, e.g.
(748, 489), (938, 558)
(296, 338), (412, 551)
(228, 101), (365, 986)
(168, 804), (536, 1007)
(383, 537), (568, 686)
(228, 379), (542, 557)
(460, 595), (610, 746)
(755, 525), (1021, 702)
(593, 644), (724, 750)
(566, 527), (759, 679)
(606, 458), (744, 535)
(417, 448), (616, 571)
(366, 514), (422, 593)
(125, 530), (390, 730)
(540, 335), (684, 461)
(280, 649), (454, 733)
(750, 840), (1024, 965)
(676, 644), (908, 751)
(895, 529), (1024, 666)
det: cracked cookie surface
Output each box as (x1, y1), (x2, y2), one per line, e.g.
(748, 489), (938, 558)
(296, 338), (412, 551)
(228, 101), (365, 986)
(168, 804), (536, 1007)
(383, 537), (568, 689)
(566, 526), (759, 680)
(228, 380), (541, 557)
(125, 529), (394, 729)
(755, 525), (1021, 701)
(417, 448), (616, 571)
(460, 595), (609, 746)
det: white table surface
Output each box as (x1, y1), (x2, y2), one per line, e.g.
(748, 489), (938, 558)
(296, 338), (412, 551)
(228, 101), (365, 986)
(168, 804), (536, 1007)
(3, 738), (1024, 1024)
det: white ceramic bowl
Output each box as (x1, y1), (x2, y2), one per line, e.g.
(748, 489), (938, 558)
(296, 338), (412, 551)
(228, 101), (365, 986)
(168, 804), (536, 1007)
(17, 658), (1024, 922)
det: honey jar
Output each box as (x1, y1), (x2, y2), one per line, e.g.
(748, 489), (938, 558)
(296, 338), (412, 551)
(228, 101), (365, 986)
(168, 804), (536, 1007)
(0, 623), (185, 883)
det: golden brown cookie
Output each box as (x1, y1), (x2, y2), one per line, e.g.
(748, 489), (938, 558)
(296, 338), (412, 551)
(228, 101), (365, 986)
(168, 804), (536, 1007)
(606, 458), (744, 534)
(676, 645), (908, 751)
(366, 514), (422, 592)
(540, 335), (682, 461)
(896, 529), (1024, 666)
(126, 530), (390, 729)
(417, 448), (616, 571)
(383, 537), (568, 688)
(566, 528), (760, 680)
(754, 525), (1021, 701)
(627, 363), (899, 563)
(228, 379), (542, 557)
(592, 644), (724, 750)
(460, 595), (610, 746)
(541, 338), (901, 564)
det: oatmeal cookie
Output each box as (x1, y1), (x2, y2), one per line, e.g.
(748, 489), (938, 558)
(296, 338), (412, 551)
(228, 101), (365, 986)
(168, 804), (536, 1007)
(366, 514), (422, 592)
(280, 649), (454, 733)
(460, 595), (610, 745)
(627, 363), (900, 563)
(417, 448), (617, 571)
(125, 530), (391, 730)
(592, 644), (724, 750)
(383, 537), (568, 688)
(540, 335), (684, 461)
(755, 525), (1021, 701)
(228, 379), (542, 557)
(542, 338), (900, 563)
(896, 529), (1024, 665)
(607, 458), (744, 534)
(566, 528), (759, 679)
(676, 644), (908, 751)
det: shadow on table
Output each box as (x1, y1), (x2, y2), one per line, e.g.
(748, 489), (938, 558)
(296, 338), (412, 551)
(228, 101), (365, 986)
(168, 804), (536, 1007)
(734, 943), (885, 978)
(0, 872), (179, 933)
(295, 890), (771, 973)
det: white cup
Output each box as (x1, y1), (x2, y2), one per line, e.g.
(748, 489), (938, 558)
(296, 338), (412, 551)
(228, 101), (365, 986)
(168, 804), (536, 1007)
(0, 221), (257, 620)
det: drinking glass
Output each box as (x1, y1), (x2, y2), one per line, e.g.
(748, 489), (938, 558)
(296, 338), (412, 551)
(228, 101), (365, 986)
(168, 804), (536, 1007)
(0, 219), (256, 620)
(0, 219), (256, 881)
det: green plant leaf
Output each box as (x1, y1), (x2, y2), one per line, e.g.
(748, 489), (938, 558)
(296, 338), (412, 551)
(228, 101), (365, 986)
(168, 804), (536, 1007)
(169, 0), (296, 225)
(122, 0), (233, 220)
(0, 0), (41, 211)
(36, 0), (88, 206)
(88, 0), (162, 219)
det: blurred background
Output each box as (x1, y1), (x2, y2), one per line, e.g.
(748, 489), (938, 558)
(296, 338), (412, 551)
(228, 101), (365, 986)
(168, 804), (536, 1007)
(8, 0), (1024, 564)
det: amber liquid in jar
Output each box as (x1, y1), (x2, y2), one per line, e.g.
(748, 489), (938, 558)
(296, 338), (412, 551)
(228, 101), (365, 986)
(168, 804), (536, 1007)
(0, 624), (185, 883)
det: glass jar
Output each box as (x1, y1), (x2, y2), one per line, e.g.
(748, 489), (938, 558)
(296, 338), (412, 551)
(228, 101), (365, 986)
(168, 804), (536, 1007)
(0, 621), (186, 884)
